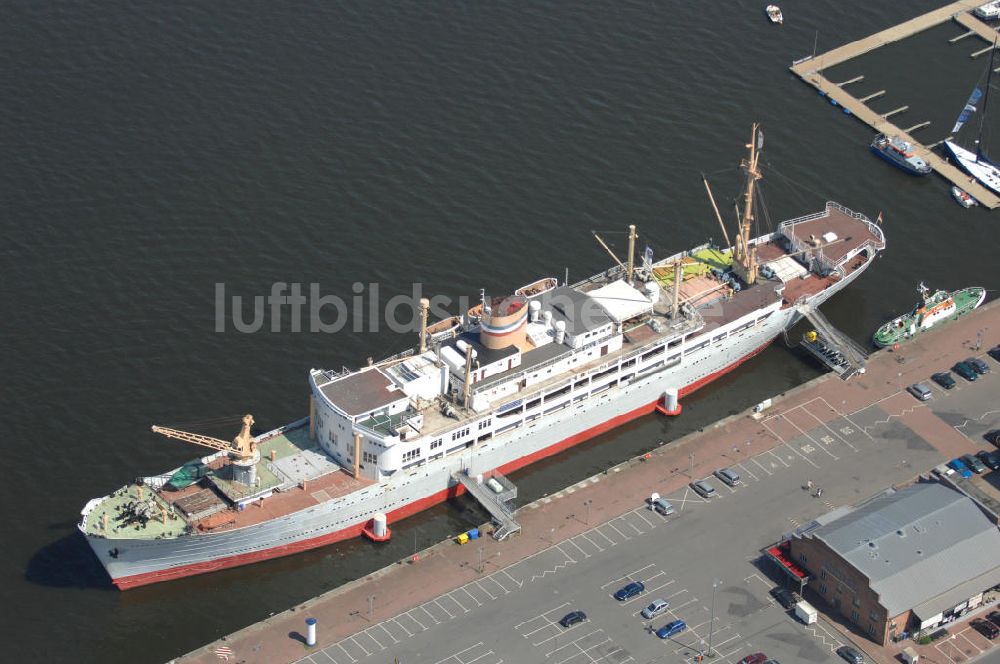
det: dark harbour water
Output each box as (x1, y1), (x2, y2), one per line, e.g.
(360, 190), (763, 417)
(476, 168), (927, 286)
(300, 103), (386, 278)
(1, 2), (997, 662)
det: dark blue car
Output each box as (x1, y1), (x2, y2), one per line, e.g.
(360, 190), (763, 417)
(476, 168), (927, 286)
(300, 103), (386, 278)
(614, 580), (645, 601)
(656, 619), (687, 639)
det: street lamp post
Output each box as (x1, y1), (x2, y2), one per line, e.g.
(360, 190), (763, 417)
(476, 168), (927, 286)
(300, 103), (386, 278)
(584, 499), (592, 525)
(708, 578), (721, 658)
(368, 593), (375, 620)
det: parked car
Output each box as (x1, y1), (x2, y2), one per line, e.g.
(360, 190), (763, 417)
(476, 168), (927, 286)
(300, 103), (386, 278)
(690, 480), (717, 498)
(714, 467), (741, 486)
(738, 654), (768, 664)
(977, 450), (1000, 471)
(932, 372), (957, 389)
(948, 458), (973, 479)
(972, 618), (999, 639)
(953, 361), (979, 382)
(988, 610), (1000, 627)
(988, 345), (1000, 362)
(966, 357), (990, 374)
(764, 660), (782, 664)
(985, 430), (1000, 446)
(559, 610), (587, 628)
(906, 383), (933, 401)
(836, 645), (864, 663)
(769, 587), (798, 610)
(641, 598), (670, 619)
(650, 497), (675, 516)
(962, 453), (987, 474)
(656, 619), (687, 639)
(614, 581), (645, 601)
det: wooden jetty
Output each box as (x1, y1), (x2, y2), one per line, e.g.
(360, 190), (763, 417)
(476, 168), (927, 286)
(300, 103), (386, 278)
(791, 0), (1000, 209)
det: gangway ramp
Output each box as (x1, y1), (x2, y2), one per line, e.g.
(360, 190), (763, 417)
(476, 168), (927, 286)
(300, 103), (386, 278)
(456, 471), (521, 541)
(797, 304), (869, 379)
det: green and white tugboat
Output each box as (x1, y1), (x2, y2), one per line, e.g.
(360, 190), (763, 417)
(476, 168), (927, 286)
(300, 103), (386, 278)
(873, 283), (986, 348)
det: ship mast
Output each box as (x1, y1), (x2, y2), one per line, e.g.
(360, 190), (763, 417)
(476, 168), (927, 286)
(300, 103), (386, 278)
(732, 123), (763, 286)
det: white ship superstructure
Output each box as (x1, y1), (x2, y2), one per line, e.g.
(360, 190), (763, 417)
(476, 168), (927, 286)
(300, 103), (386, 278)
(79, 127), (886, 589)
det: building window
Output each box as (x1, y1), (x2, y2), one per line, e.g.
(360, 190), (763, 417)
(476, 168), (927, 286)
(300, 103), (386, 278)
(820, 569), (827, 580)
(402, 449), (420, 463)
(478, 419), (491, 430)
(867, 623), (876, 635)
(798, 553), (808, 564)
(851, 610), (860, 622)
(836, 584), (843, 594)
(852, 597), (860, 608)
(869, 610), (879, 622)
(362, 451), (376, 464)
(430, 439), (442, 450)
(451, 427), (470, 441)
(819, 583), (827, 595)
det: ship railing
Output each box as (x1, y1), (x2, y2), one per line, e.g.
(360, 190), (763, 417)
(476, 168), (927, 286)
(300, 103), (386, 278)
(569, 262), (628, 289)
(377, 347), (416, 366)
(255, 416), (310, 444)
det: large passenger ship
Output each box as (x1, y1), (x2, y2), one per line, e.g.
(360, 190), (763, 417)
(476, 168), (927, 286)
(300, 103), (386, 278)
(79, 126), (886, 589)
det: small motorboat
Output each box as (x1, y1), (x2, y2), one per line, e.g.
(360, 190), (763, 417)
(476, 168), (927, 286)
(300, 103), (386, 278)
(766, 4), (783, 24)
(951, 185), (977, 208)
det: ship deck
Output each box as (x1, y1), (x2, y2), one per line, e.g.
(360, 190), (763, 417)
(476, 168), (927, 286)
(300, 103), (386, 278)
(86, 425), (375, 539)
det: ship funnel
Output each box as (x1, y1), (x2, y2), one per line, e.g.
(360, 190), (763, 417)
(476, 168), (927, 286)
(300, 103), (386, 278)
(554, 320), (567, 344)
(542, 310), (553, 329)
(478, 295), (529, 350)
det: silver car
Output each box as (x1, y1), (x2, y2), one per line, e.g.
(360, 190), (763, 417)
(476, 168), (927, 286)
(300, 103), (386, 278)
(691, 480), (717, 498)
(713, 467), (741, 486)
(651, 497), (675, 515)
(641, 598), (670, 619)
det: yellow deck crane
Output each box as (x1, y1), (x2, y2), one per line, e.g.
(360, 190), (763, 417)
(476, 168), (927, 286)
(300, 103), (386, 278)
(151, 414), (260, 485)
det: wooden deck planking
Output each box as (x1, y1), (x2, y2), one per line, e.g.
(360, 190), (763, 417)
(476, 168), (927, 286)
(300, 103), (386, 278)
(790, 1), (1000, 209)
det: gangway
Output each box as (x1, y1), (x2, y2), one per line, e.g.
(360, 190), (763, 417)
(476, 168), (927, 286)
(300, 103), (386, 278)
(797, 304), (870, 379)
(456, 470), (521, 541)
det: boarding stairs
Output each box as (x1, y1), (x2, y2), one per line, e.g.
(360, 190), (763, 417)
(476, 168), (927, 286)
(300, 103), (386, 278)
(455, 471), (521, 541)
(797, 304), (869, 379)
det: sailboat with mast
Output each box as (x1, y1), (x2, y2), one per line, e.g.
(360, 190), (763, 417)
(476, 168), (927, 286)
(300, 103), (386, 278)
(944, 42), (1000, 196)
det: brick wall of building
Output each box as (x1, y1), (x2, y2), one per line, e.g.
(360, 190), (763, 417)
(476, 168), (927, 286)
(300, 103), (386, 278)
(788, 537), (903, 645)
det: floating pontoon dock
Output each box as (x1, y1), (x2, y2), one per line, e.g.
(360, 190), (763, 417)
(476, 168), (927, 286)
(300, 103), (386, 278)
(790, 1), (1000, 209)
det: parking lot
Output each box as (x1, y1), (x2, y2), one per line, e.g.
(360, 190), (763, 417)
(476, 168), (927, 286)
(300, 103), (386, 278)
(291, 366), (995, 664)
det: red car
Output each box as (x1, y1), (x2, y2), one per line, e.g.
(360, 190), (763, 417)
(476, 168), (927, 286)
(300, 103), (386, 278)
(738, 655), (768, 664)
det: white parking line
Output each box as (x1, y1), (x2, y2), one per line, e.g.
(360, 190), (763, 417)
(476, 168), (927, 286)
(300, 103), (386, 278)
(781, 414), (840, 460)
(580, 532), (605, 552)
(605, 521), (632, 541)
(750, 457), (773, 475)
(391, 617), (413, 637)
(602, 563), (656, 589)
(564, 537), (591, 559)
(460, 586), (482, 607)
(443, 592), (469, 614)
(431, 642), (486, 664)
(736, 462), (759, 481)
(554, 543), (577, 564)
(335, 643), (357, 663)
(406, 609), (427, 630)
(474, 580), (496, 601)
(376, 622), (399, 643)
(348, 636), (371, 657)
(420, 604), (442, 624)
(501, 570), (523, 588)
(433, 598), (455, 619)
(593, 526), (617, 546)
(632, 508), (656, 528)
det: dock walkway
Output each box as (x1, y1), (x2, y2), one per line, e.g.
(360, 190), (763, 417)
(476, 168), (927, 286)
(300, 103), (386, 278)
(790, 1), (1000, 209)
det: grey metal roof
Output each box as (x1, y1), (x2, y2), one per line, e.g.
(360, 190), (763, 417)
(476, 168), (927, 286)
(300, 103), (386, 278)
(810, 482), (1000, 617)
(538, 287), (611, 335)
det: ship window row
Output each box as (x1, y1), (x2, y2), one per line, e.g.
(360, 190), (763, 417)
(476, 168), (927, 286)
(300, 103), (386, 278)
(430, 439), (442, 450)
(451, 427), (470, 441)
(642, 345), (665, 360)
(477, 419), (492, 430)
(402, 449), (420, 463)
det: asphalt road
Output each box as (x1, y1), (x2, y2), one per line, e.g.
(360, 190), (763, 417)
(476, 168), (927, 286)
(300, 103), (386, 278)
(290, 365), (1000, 664)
